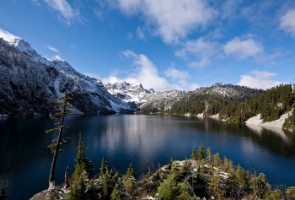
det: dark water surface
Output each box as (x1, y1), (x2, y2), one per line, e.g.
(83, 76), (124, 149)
(0, 115), (295, 199)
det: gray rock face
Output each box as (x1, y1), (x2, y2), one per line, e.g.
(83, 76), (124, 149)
(104, 82), (262, 113)
(104, 81), (186, 111)
(0, 38), (131, 117)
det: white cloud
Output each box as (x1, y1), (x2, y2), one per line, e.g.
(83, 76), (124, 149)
(164, 68), (199, 90)
(103, 50), (198, 91)
(109, 0), (216, 43)
(53, 55), (63, 61)
(136, 27), (145, 40)
(178, 80), (199, 91)
(175, 38), (220, 68)
(164, 68), (189, 80)
(224, 37), (263, 59)
(122, 50), (173, 91)
(280, 9), (295, 37)
(0, 28), (20, 42)
(43, 0), (79, 25)
(48, 45), (60, 54)
(102, 75), (123, 84)
(238, 70), (282, 90)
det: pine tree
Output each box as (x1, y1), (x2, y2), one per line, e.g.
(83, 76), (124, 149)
(191, 146), (197, 160)
(123, 164), (136, 195)
(46, 92), (73, 190)
(99, 156), (107, 177)
(144, 166), (153, 178)
(208, 174), (224, 199)
(197, 142), (206, 160)
(207, 148), (212, 162)
(286, 187), (295, 198)
(256, 173), (271, 198)
(110, 183), (121, 200)
(73, 133), (94, 179)
(176, 180), (198, 200)
(158, 174), (177, 200)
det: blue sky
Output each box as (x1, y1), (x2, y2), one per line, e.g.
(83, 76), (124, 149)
(0, 0), (295, 91)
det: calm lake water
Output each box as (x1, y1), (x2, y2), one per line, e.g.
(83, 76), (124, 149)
(0, 114), (295, 199)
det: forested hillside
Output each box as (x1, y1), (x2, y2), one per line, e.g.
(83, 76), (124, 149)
(139, 83), (263, 115)
(219, 84), (294, 123)
(140, 84), (295, 132)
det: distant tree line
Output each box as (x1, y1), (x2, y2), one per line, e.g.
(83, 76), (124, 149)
(140, 84), (295, 132)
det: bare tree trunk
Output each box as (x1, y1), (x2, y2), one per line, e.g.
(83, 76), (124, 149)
(64, 166), (69, 189)
(48, 101), (66, 191)
(48, 128), (63, 190)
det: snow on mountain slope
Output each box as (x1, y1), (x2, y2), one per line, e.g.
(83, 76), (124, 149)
(105, 82), (263, 114)
(104, 82), (185, 111)
(0, 36), (132, 117)
(192, 83), (262, 101)
(104, 81), (154, 104)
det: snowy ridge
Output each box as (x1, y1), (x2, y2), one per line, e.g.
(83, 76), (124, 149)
(0, 36), (133, 117)
(104, 81), (154, 104)
(192, 83), (262, 101)
(105, 82), (263, 114)
(104, 82), (185, 111)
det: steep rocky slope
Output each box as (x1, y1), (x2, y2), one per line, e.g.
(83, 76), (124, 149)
(104, 81), (186, 112)
(105, 82), (263, 114)
(0, 37), (132, 118)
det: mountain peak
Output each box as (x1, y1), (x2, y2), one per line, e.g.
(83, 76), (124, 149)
(0, 28), (21, 43)
(0, 28), (37, 55)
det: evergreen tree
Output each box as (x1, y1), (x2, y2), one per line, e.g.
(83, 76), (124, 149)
(212, 153), (221, 167)
(191, 146), (197, 160)
(123, 164), (136, 195)
(46, 92), (73, 190)
(235, 165), (245, 186)
(99, 156), (107, 177)
(158, 174), (177, 200)
(208, 174), (224, 199)
(144, 166), (153, 179)
(101, 167), (109, 198)
(197, 142), (206, 160)
(110, 183), (121, 200)
(207, 148), (212, 162)
(264, 189), (281, 200)
(73, 133), (94, 179)
(286, 187), (295, 198)
(65, 172), (87, 200)
(176, 180), (198, 200)
(256, 173), (271, 198)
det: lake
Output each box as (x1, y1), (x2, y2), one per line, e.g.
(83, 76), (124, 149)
(0, 114), (295, 199)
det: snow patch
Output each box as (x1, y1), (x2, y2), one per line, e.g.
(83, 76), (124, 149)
(209, 113), (219, 119)
(246, 110), (293, 129)
(197, 113), (204, 118)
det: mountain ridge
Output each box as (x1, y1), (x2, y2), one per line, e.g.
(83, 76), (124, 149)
(0, 37), (134, 118)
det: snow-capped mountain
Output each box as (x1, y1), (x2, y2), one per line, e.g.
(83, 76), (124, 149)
(105, 82), (263, 114)
(104, 82), (154, 105)
(104, 82), (186, 111)
(191, 83), (262, 101)
(0, 37), (133, 117)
